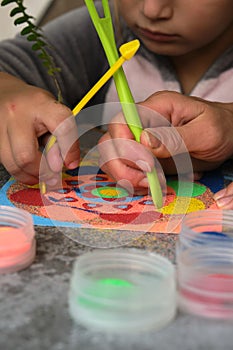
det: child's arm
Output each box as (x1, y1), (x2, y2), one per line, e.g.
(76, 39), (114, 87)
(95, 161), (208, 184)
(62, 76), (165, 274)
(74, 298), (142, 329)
(98, 91), (233, 207)
(0, 72), (80, 185)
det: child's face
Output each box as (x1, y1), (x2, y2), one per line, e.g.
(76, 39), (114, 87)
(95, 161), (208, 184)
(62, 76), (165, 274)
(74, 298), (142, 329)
(117, 0), (233, 56)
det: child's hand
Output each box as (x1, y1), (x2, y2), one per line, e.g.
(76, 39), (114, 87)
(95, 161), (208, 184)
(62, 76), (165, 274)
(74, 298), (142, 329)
(98, 126), (155, 194)
(98, 91), (233, 205)
(0, 73), (80, 186)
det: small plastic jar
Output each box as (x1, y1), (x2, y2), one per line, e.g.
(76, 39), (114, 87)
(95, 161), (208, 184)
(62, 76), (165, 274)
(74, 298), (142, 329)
(0, 205), (36, 274)
(68, 249), (176, 333)
(177, 210), (233, 319)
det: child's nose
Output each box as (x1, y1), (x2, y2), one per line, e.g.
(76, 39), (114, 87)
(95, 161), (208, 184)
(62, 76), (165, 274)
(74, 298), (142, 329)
(141, 0), (173, 20)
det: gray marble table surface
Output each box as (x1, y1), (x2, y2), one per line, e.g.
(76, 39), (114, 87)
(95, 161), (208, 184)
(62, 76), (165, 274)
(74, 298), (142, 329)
(1, 157), (233, 350)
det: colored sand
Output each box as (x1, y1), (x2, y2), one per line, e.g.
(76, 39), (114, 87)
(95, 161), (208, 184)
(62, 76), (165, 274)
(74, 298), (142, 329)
(0, 227), (30, 259)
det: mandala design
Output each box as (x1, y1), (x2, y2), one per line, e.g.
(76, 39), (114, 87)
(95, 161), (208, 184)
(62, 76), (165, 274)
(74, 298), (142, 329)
(1, 165), (219, 233)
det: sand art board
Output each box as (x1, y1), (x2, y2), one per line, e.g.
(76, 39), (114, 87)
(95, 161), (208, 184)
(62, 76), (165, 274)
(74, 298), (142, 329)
(0, 157), (224, 234)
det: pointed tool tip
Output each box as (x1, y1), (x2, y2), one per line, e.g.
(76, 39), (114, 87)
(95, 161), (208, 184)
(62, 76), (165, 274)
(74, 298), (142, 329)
(119, 39), (140, 60)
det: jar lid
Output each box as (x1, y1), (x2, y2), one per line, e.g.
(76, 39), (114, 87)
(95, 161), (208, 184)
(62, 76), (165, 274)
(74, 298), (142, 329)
(0, 205), (36, 274)
(68, 249), (176, 333)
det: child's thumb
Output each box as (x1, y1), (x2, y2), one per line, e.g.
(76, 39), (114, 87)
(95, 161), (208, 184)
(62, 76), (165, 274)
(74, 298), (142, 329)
(141, 126), (188, 158)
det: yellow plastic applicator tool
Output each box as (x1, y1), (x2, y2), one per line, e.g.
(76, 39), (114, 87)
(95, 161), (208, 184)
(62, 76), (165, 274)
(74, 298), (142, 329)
(40, 39), (140, 194)
(73, 40), (139, 115)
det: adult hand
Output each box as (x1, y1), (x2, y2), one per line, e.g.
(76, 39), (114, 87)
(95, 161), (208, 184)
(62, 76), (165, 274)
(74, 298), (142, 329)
(0, 72), (80, 186)
(140, 91), (233, 168)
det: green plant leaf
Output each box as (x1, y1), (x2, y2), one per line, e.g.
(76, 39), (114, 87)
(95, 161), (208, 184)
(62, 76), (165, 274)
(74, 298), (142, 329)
(10, 7), (23, 17)
(38, 52), (48, 60)
(31, 43), (41, 51)
(21, 25), (35, 35)
(27, 33), (39, 41)
(1, 0), (63, 101)
(14, 16), (30, 25)
(42, 61), (51, 68)
(1, 0), (16, 6)
(35, 39), (46, 46)
(32, 41), (46, 51)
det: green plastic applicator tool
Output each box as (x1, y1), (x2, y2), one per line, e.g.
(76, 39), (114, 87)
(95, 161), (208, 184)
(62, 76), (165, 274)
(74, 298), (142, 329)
(85, 0), (163, 208)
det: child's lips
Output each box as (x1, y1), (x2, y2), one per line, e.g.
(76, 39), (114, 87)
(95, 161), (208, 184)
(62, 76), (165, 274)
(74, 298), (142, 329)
(138, 27), (179, 42)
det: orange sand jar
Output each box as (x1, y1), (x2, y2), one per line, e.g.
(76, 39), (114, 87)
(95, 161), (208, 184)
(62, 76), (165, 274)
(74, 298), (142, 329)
(0, 206), (36, 274)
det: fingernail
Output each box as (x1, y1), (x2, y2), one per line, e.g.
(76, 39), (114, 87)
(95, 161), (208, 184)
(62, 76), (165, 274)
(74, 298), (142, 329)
(213, 189), (226, 201)
(46, 178), (59, 186)
(215, 195), (233, 208)
(143, 131), (152, 147)
(136, 160), (152, 173)
(67, 160), (79, 169)
(143, 130), (161, 149)
(138, 177), (149, 187)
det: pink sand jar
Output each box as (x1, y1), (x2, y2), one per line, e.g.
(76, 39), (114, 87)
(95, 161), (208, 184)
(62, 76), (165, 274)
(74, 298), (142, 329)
(177, 210), (233, 319)
(0, 205), (36, 274)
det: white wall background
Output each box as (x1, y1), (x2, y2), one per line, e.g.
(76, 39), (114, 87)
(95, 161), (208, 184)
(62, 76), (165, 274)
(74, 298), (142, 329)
(0, 0), (53, 40)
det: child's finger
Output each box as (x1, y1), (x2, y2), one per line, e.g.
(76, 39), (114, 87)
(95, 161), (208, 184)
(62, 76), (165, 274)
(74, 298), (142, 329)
(0, 136), (40, 185)
(55, 121), (80, 169)
(7, 121), (41, 178)
(108, 113), (135, 140)
(99, 136), (154, 173)
(46, 114), (80, 170)
(98, 134), (148, 187)
(7, 120), (62, 186)
(45, 140), (63, 173)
